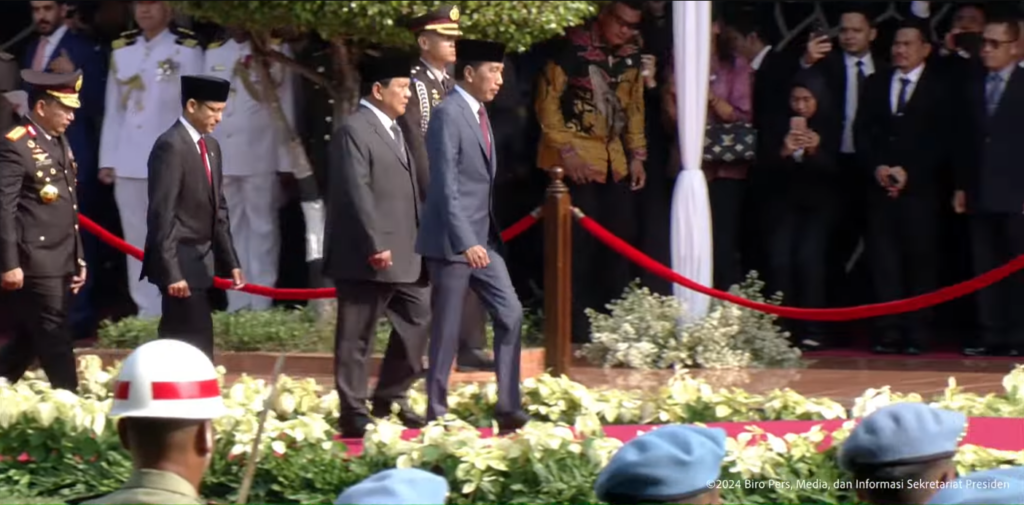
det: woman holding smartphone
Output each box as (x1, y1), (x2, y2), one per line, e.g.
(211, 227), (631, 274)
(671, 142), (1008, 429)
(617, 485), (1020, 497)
(760, 71), (841, 349)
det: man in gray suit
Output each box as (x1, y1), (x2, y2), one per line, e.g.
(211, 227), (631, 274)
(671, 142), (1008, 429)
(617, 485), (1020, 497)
(417, 39), (529, 434)
(324, 54), (429, 439)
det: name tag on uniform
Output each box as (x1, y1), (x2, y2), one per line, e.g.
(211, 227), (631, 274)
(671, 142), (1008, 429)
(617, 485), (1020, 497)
(212, 65), (226, 71)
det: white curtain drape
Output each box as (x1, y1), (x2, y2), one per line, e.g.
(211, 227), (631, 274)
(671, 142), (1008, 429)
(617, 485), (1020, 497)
(670, 1), (714, 322)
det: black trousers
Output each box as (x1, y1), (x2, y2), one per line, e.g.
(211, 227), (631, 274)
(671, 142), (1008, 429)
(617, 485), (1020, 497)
(334, 280), (429, 422)
(865, 191), (940, 345)
(762, 198), (836, 338)
(158, 287), (215, 359)
(828, 154), (870, 307)
(569, 178), (638, 342)
(0, 275), (78, 391)
(709, 178), (746, 291)
(969, 213), (1024, 350)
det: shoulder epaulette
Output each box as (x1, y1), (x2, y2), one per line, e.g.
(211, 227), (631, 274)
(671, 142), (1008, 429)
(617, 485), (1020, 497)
(5, 125), (26, 142)
(171, 26), (200, 49)
(206, 39), (225, 50)
(111, 29), (139, 50)
(269, 38), (283, 46)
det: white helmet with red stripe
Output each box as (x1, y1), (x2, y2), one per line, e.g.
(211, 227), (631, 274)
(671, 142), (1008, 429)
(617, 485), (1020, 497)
(108, 339), (226, 419)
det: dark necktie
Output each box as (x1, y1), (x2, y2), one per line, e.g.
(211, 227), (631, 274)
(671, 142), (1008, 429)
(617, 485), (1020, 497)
(197, 137), (212, 184)
(896, 77), (911, 115)
(478, 106), (491, 157)
(987, 73), (1004, 116)
(856, 60), (867, 95)
(389, 123), (407, 162)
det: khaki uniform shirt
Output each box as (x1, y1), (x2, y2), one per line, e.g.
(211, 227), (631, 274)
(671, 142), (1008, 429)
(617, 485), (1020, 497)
(81, 469), (204, 504)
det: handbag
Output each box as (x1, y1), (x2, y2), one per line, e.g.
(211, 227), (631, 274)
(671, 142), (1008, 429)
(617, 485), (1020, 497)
(703, 122), (757, 163)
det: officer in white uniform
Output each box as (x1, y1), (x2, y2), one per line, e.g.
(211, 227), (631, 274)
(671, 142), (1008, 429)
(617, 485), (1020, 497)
(98, 1), (203, 318)
(204, 29), (296, 312)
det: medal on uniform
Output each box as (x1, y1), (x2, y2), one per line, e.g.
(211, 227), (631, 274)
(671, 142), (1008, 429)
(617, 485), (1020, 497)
(39, 184), (59, 203)
(27, 140), (35, 148)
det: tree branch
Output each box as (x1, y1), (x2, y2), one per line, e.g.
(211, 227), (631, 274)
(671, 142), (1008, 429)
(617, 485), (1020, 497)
(261, 47), (338, 100)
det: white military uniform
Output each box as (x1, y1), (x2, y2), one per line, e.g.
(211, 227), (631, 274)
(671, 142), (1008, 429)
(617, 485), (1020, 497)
(204, 38), (295, 312)
(99, 27), (203, 318)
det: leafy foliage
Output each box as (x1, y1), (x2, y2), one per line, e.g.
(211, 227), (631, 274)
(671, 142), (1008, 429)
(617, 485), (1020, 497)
(173, 1), (601, 52)
(97, 307), (543, 353)
(5, 365), (1024, 503)
(581, 274), (804, 370)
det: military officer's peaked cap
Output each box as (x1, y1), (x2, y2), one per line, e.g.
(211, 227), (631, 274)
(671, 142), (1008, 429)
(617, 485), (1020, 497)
(181, 75), (231, 103)
(594, 425), (727, 504)
(839, 402), (966, 471)
(22, 69), (82, 109)
(455, 39), (505, 64)
(334, 468), (449, 505)
(407, 5), (463, 37)
(359, 53), (412, 84)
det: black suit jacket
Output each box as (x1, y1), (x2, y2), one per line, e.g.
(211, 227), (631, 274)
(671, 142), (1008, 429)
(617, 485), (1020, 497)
(752, 48), (799, 136)
(855, 65), (953, 195)
(141, 120), (238, 289)
(324, 105), (422, 284)
(807, 50), (889, 139)
(0, 118), (84, 276)
(956, 65), (1024, 214)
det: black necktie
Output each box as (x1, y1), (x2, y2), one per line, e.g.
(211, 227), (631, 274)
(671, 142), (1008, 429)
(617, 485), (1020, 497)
(389, 123), (407, 162)
(856, 60), (867, 95)
(896, 77), (911, 115)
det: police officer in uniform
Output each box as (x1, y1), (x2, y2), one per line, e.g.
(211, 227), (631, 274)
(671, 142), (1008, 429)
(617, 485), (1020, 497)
(82, 339), (225, 504)
(594, 425), (728, 504)
(399, 5), (493, 372)
(0, 70), (87, 392)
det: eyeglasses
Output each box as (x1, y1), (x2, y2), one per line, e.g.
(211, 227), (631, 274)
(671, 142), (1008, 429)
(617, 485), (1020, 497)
(983, 37), (1018, 48)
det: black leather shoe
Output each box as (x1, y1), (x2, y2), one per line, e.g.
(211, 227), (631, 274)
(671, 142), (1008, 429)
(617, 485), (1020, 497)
(902, 346), (923, 356)
(962, 347), (989, 357)
(494, 411), (530, 435)
(371, 401), (426, 429)
(338, 415), (372, 439)
(457, 349), (495, 372)
(872, 345), (899, 355)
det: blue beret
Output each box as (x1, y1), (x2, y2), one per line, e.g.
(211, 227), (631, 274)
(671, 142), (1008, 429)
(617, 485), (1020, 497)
(594, 425), (727, 503)
(839, 403), (966, 471)
(334, 468), (449, 505)
(927, 467), (1024, 505)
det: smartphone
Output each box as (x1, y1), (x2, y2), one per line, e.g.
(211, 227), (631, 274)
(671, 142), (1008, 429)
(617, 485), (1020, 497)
(887, 174), (900, 186)
(790, 116), (807, 131)
(810, 20), (830, 40)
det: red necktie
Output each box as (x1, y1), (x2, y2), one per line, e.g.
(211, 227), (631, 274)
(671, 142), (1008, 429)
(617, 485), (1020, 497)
(478, 106), (491, 157)
(197, 137), (212, 184)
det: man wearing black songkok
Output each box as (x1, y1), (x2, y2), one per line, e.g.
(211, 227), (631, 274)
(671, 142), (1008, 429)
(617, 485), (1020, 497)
(141, 75), (245, 358)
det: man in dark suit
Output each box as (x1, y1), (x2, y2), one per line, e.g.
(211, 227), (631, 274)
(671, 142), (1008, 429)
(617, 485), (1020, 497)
(801, 7), (888, 321)
(398, 5), (494, 373)
(855, 20), (950, 355)
(141, 75), (244, 359)
(323, 54), (430, 438)
(954, 17), (1024, 357)
(24, 0), (107, 341)
(417, 39), (528, 433)
(0, 70), (87, 391)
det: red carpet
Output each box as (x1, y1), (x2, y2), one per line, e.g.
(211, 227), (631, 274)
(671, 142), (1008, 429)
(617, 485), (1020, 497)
(336, 417), (1024, 456)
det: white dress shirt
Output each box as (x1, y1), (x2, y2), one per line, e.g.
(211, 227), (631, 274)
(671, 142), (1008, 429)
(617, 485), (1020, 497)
(750, 45), (772, 71)
(842, 52), (874, 153)
(178, 116), (209, 162)
(890, 64), (924, 114)
(359, 99), (396, 137)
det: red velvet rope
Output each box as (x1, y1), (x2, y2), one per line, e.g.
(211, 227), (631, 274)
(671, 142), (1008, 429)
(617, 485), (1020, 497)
(575, 213), (1024, 321)
(77, 208), (542, 301)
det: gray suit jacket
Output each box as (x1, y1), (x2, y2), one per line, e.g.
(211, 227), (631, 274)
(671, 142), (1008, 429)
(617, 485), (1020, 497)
(324, 105), (422, 283)
(416, 89), (500, 262)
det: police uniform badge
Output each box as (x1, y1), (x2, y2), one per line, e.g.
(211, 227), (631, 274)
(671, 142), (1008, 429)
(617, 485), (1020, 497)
(39, 183), (59, 203)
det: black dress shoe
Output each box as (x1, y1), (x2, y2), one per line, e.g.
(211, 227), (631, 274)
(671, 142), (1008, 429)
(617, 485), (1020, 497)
(457, 349), (495, 372)
(962, 347), (989, 357)
(339, 415), (371, 439)
(494, 411), (530, 435)
(872, 345), (900, 355)
(902, 346), (923, 356)
(371, 401), (427, 429)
